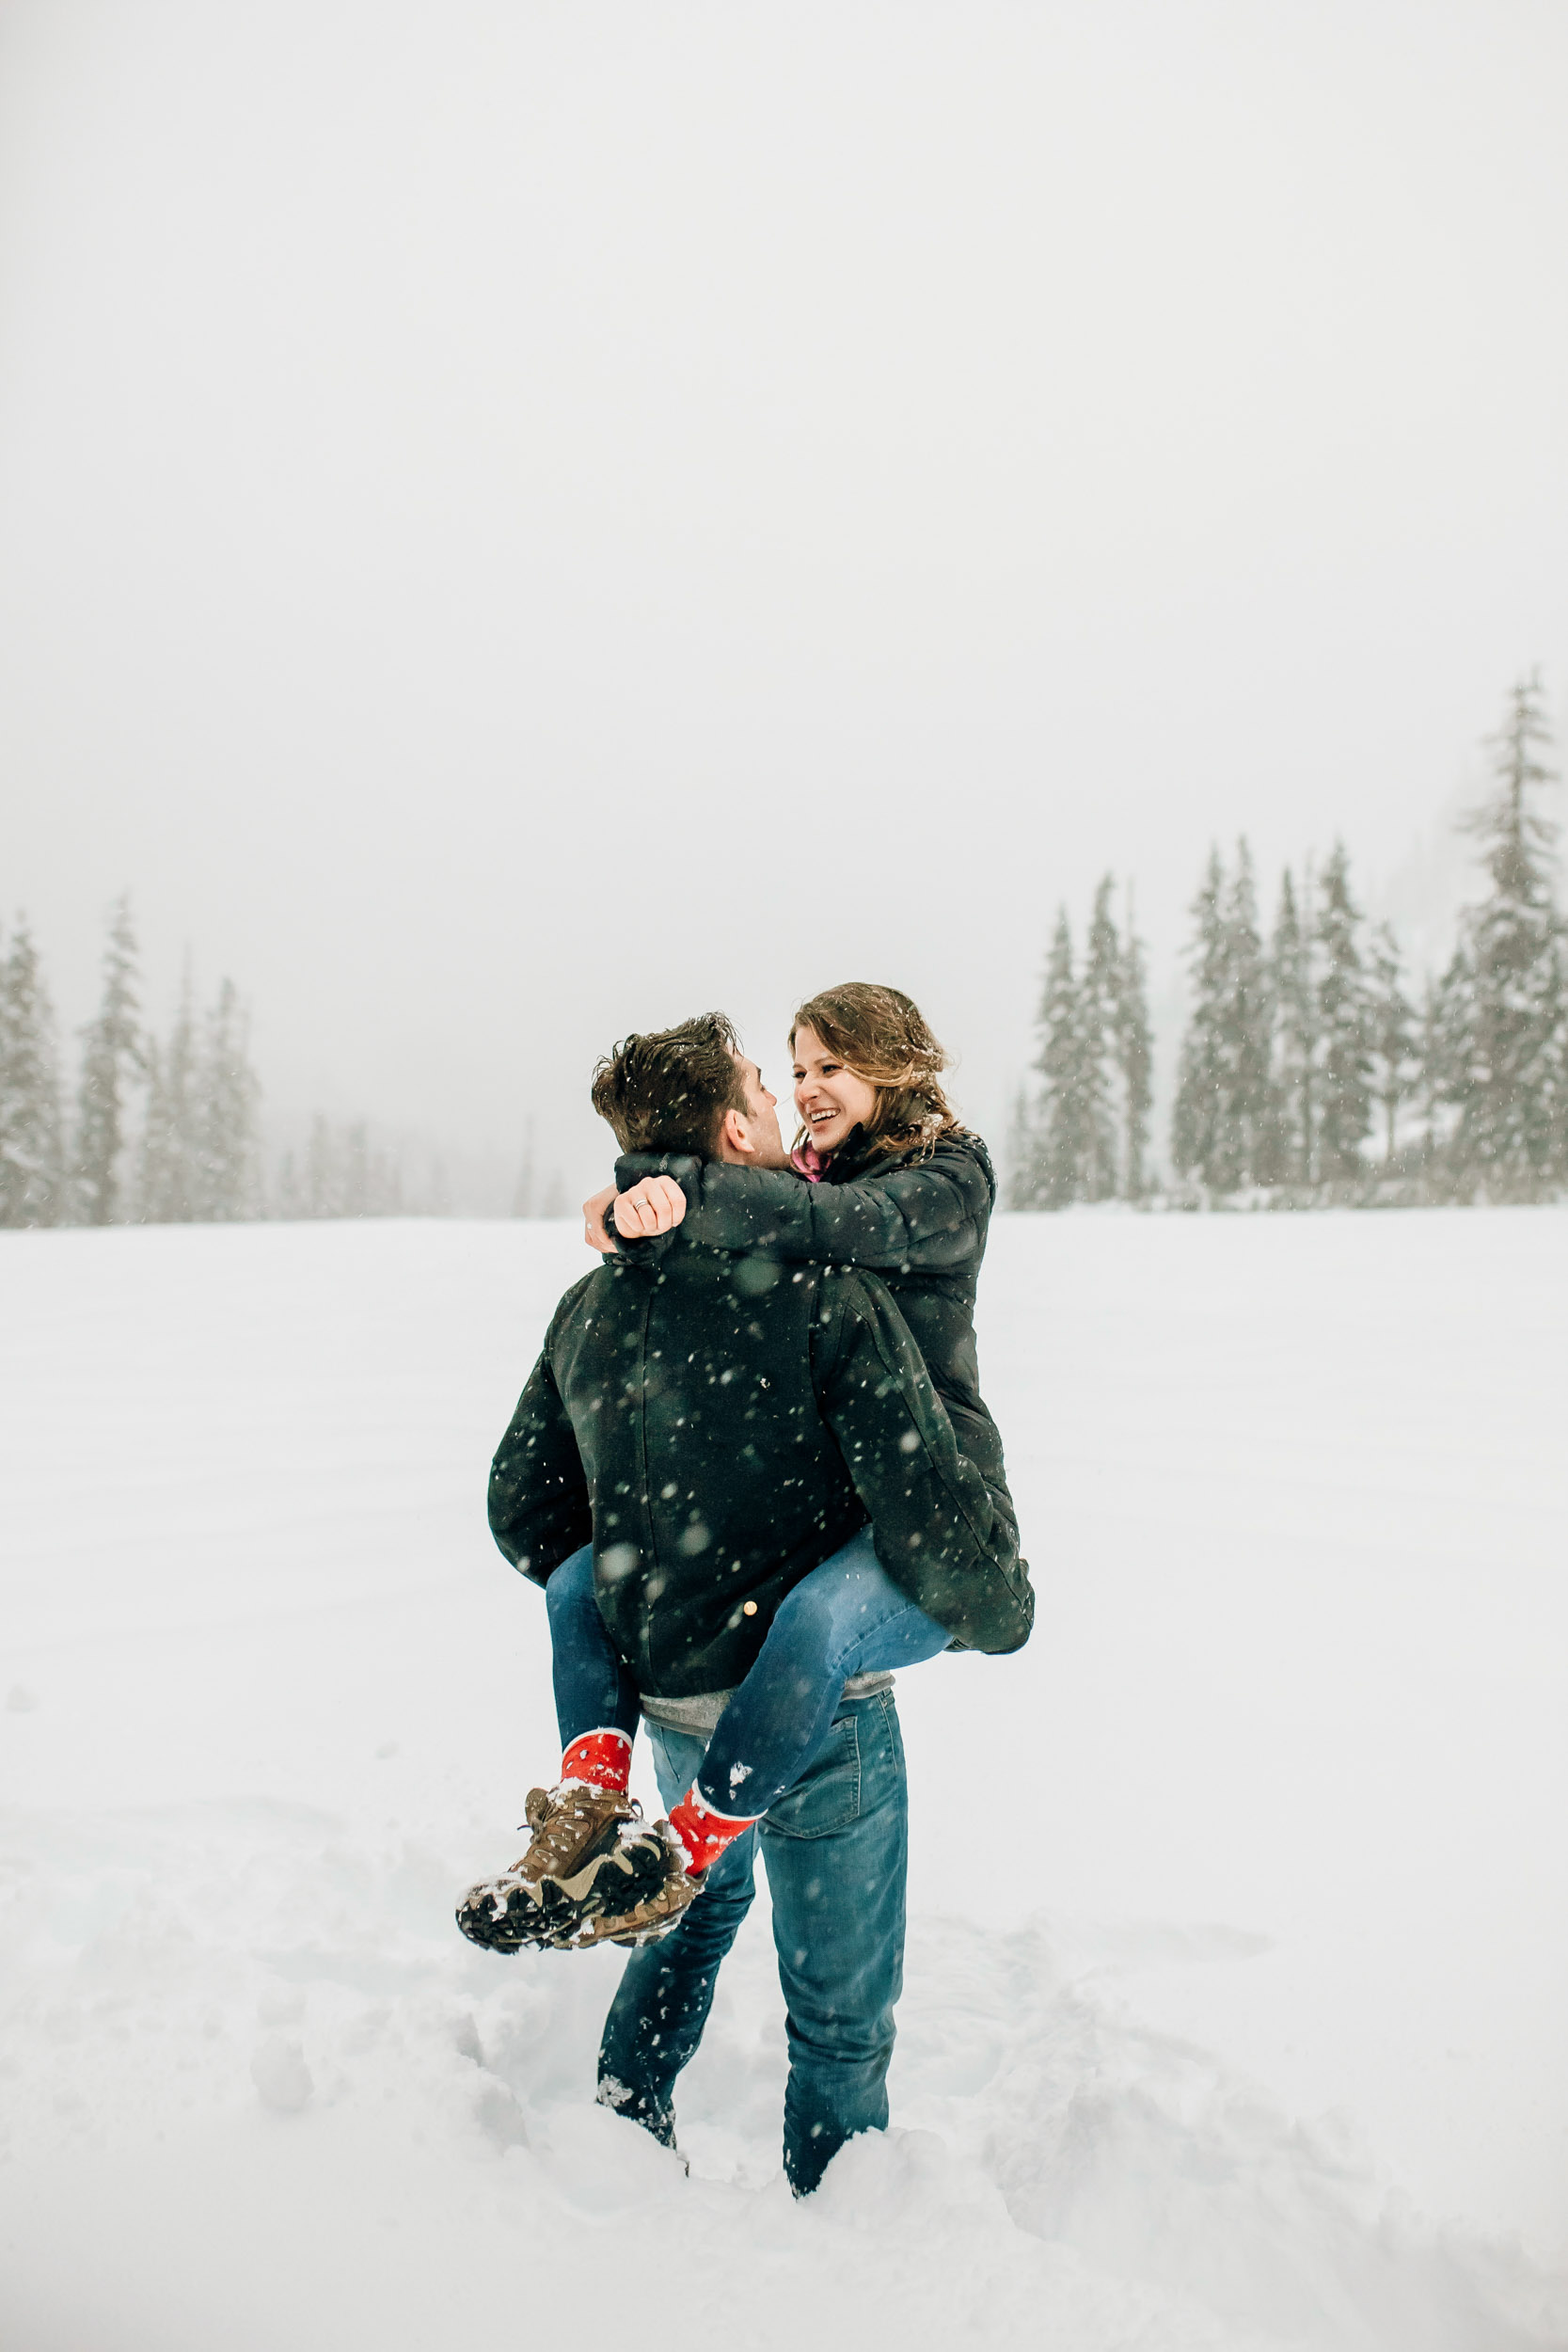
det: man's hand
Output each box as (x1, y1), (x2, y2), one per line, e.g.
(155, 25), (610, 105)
(582, 1184), (618, 1255)
(611, 1173), (688, 1239)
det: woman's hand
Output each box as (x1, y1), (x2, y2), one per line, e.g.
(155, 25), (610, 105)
(612, 1173), (688, 1239)
(582, 1184), (618, 1254)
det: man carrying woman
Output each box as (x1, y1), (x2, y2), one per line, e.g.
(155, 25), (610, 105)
(458, 989), (1031, 2193)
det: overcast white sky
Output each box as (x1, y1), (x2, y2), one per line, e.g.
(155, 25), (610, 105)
(3, 0), (1567, 1202)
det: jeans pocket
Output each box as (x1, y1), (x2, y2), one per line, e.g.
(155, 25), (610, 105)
(762, 1714), (862, 1838)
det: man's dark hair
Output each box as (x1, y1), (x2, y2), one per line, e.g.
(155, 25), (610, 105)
(590, 1012), (750, 1158)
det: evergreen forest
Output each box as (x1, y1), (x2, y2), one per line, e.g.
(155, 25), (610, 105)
(0, 910), (440, 1228)
(6, 674), (1565, 1227)
(1011, 673), (1566, 1208)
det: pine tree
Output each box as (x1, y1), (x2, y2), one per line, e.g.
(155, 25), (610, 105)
(1365, 923), (1418, 1168)
(73, 896), (142, 1225)
(1313, 841), (1372, 1184)
(288, 1112), (404, 1217)
(1113, 887), (1153, 1200)
(1444, 672), (1566, 1198)
(1220, 840), (1274, 1187)
(1014, 889), (1143, 1212)
(1003, 1084), (1040, 1212)
(0, 916), (65, 1227)
(1268, 868), (1316, 1185)
(1172, 848), (1228, 1188)
(1416, 973), (1448, 1173)
(1171, 843), (1273, 1192)
(192, 978), (261, 1220)
(1034, 910), (1090, 1208)
(135, 962), (200, 1223)
(1427, 947), (1478, 1195)
(1079, 877), (1120, 1201)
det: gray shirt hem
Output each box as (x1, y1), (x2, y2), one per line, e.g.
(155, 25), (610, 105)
(639, 1670), (895, 1739)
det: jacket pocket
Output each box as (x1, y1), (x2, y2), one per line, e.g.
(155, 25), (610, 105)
(763, 1713), (861, 1838)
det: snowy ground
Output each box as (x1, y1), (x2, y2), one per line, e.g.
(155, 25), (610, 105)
(2, 1209), (1565, 2352)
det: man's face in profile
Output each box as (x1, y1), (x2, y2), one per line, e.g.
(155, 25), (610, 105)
(730, 1049), (787, 1168)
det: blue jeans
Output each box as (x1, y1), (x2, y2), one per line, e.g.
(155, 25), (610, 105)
(544, 1541), (642, 1747)
(597, 1686), (910, 2194)
(545, 1526), (948, 1817)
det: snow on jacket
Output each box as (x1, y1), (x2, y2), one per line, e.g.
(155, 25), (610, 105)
(610, 1128), (1006, 1487)
(487, 1232), (1034, 1695)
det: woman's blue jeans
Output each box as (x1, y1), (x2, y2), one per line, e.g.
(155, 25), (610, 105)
(597, 1685), (911, 2194)
(544, 1525), (948, 1817)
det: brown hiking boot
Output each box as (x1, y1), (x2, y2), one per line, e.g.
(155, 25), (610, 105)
(455, 1782), (641, 1953)
(517, 1781), (640, 1886)
(572, 1820), (703, 1949)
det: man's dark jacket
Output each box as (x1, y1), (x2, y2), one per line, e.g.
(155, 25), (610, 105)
(487, 1230), (1034, 1696)
(610, 1129), (1004, 1486)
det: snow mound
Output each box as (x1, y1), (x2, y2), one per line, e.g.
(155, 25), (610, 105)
(1, 1794), (1562, 2352)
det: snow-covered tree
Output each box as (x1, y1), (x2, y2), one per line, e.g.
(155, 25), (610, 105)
(1003, 1084), (1039, 1212)
(1113, 887), (1153, 1200)
(1172, 843), (1274, 1192)
(1415, 972), (1451, 1173)
(1029, 910), (1088, 1209)
(1427, 943), (1489, 1200)
(1443, 672), (1566, 1198)
(1365, 923), (1418, 1168)
(1313, 842), (1372, 1183)
(1013, 881), (1152, 1208)
(135, 963), (200, 1223)
(1078, 877), (1121, 1202)
(281, 1114), (407, 1217)
(1222, 841), (1275, 1184)
(192, 977), (261, 1220)
(1269, 867), (1317, 1186)
(73, 896), (142, 1225)
(1171, 849), (1227, 1188)
(0, 916), (64, 1228)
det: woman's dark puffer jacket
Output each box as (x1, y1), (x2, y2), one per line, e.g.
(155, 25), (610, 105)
(611, 1128), (1006, 1490)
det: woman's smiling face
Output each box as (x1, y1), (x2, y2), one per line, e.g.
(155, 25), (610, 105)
(791, 1024), (878, 1154)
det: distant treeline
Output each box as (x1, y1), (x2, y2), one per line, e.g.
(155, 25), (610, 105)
(0, 923), (544, 1229)
(9, 671), (1560, 1229)
(1010, 672), (1566, 1209)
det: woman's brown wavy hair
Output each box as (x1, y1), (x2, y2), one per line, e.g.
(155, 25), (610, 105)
(788, 982), (966, 1159)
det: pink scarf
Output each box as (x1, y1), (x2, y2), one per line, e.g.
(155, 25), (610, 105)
(790, 1138), (831, 1184)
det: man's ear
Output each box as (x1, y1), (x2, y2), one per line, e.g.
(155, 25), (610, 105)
(718, 1106), (753, 1161)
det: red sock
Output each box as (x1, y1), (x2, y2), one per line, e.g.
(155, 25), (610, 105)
(561, 1728), (632, 1793)
(668, 1785), (758, 1876)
